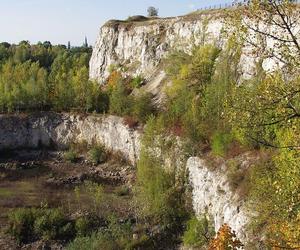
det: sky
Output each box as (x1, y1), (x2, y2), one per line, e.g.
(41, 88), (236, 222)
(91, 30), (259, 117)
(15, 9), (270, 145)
(0, 0), (229, 46)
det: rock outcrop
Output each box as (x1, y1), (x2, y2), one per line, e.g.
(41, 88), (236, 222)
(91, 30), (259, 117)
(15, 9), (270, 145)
(187, 157), (251, 242)
(89, 13), (225, 83)
(0, 113), (140, 164)
(90, 12), (273, 85)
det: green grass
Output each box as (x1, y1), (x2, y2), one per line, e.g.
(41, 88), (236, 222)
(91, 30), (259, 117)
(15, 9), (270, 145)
(0, 188), (13, 197)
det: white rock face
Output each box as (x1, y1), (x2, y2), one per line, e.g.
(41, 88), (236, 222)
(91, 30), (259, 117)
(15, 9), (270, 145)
(90, 12), (300, 85)
(90, 14), (285, 85)
(187, 157), (250, 242)
(89, 14), (226, 83)
(0, 113), (140, 164)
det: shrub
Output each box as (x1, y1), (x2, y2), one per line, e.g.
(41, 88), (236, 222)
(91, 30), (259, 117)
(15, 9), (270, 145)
(109, 82), (132, 116)
(91, 87), (109, 113)
(131, 92), (154, 123)
(88, 145), (107, 165)
(67, 232), (107, 250)
(8, 207), (74, 243)
(8, 208), (38, 243)
(136, 116), (187, 227)
(33, 208), (72, 240)
(211, 131), (233, 157)
(67, 216), (136, 250)
(64, 149), (78, 163)
(183, 215), (214, 248)
(130, 75), (144, 89)
(75, 217), (93, 237)
(248, 135), (300, 248)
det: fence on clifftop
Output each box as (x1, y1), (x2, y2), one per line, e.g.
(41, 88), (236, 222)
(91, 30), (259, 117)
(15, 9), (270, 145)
(197, 0), (300, 11)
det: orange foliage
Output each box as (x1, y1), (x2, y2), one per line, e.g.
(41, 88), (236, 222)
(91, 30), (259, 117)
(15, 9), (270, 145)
(208, 224), (243, 250)
(107, 70), (123, 88)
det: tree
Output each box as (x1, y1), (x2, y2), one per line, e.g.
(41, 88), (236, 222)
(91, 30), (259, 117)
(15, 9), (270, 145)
(227, 73), (300, 149)
(226, 0), (300, 149)
(130, 92), (154, 123)
(108, 82), (131, 116)
(208, 224), (243, 250)
(43, 41), (52, 49)
(248, 129), (300, 249)
(147, 6), (159, 17)
(83, 37), (88, 48)
(135, 115), (186, 227)
(231, 0), (300, 70)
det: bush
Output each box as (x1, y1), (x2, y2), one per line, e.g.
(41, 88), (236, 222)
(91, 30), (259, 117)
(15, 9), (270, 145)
(88, 145), (107, 165)
(126, 15), (148, 22)
(64, 149), (78, 163)
(34, 208), (73, 240)
(75, 217), (93, 237)
(67, 216), (136, 250)
(130, 75), (144, 89)
(8, 207), (74, 243)
(131, 92), (154, 123)
(136, 116), (187, 227)
(8, 208), (38, 243)
(67, 231), (121, 250)
(109, 82), (132, 116)
(183, 215), (214, 248)
(211, 131), (233, 157)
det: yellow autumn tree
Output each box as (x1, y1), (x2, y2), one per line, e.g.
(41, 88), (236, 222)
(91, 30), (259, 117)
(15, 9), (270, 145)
(208, 224), (243, 250)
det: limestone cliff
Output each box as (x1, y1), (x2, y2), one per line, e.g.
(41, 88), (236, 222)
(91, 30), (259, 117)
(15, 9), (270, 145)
(89, 13), (225, 83)
(89, 12), (269, 87)
(0, 113), (140, 164)
(187, 157), (252, 242)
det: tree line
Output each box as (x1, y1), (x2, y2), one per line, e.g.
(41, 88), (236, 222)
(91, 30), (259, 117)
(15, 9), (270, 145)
(0, 41), (109, 113)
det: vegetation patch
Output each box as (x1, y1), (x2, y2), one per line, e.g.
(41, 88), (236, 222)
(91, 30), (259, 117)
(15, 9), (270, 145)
(7, 207), (74, 244)
(88, 144), (107, 165)
(182, 215), (214, 248)
(64, 149), (78, 163)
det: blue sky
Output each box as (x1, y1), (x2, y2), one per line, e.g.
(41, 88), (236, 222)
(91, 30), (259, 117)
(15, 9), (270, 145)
(0, 0), (228, 46)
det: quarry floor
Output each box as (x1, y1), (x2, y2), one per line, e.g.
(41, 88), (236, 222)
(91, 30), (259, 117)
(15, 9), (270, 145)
(0, 149), (135, 249)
